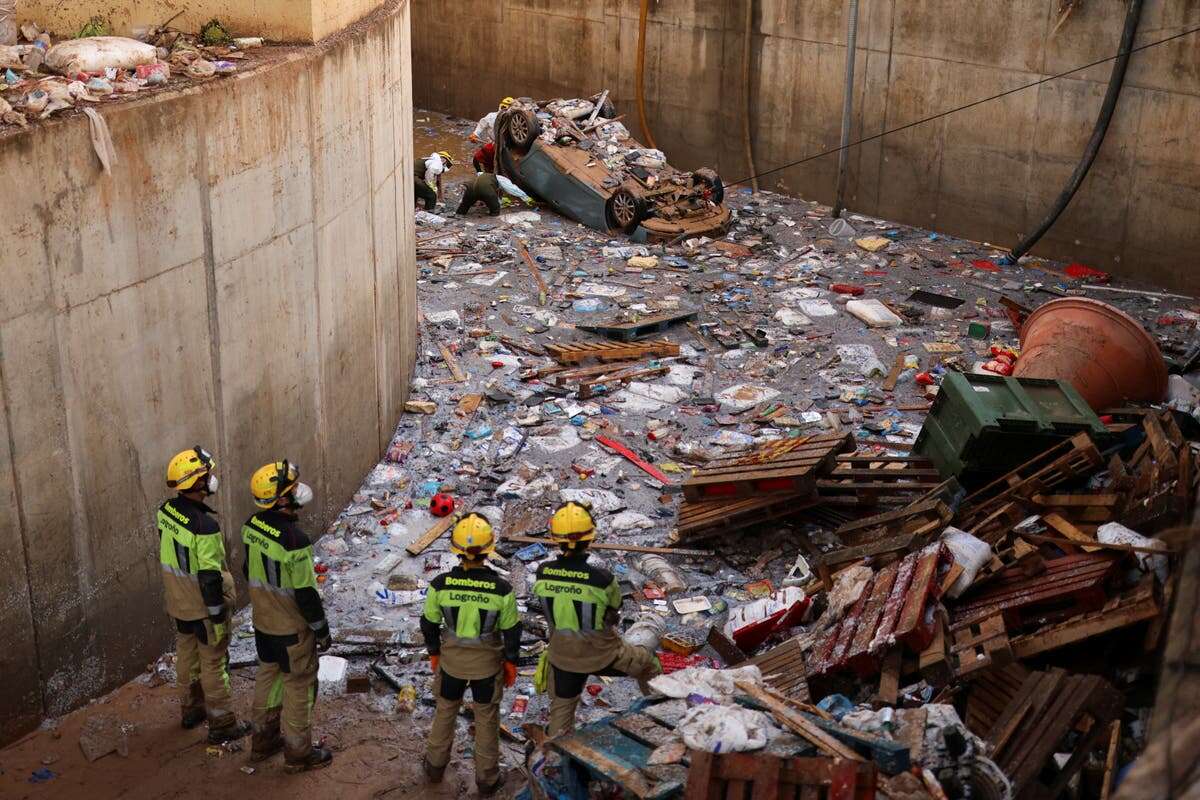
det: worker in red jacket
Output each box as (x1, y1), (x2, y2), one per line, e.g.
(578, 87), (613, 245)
(473, 142), (495, 174)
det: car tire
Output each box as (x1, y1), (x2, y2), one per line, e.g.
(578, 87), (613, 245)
(504, 109), (541, 152)
(605, 189), (646, 235)
(692, 168), (725, 205)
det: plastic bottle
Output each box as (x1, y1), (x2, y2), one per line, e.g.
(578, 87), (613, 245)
(634, 555), (686, 594)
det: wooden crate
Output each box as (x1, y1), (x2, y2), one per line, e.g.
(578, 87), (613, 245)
(748, 638), (811, 704)
(685, 752), (876, 800)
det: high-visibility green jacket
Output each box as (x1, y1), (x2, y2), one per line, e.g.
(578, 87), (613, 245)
(420, 565), (521, 680)
(157, 495), (232, 622)
(241, 510), (327, 638)
(533, 551), (625, 673)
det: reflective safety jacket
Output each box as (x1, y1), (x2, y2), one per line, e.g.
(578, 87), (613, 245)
(532, 552), (625, 673)
(157, 495), (233, 622)
(241, 511), (327, 637)
(420, 565), (521, 680)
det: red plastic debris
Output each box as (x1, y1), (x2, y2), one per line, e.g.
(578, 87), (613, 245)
(314, 563), (329, 574)
(830, 283), (866, 296)
(491, 360), (504, 369)
(982, 360), (1015, 376)
(586, 684), (603, 696)
(595, 435), (672, 485)
(656, 651), (718, 674)
(1065, 263), (1110, 282)
(971, 259), (1000, 272)
(863, 269), (889, 277)
(915, 371), (937, 386)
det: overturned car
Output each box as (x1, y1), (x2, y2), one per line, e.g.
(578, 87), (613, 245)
(493, 95), (730, 242)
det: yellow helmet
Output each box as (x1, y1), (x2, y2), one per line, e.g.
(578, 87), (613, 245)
(250, 460), (300, 509)
(451, 512), (495, 558)
(436, 150), (454, 167)
(499, 96), (515, 110)
(166, 446), (216, 492)
(549, 501), (595, 547)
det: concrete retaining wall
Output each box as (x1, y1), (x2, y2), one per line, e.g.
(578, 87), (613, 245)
(413, 0), (1200, 292)
(0, 0), (416, 744)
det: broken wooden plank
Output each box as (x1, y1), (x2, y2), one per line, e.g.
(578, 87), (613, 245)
(455, 393), (483, 417)
(438, 344), (466, 383)
(406, 516), (456, 556)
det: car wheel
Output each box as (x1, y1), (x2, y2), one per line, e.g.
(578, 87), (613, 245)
(605, 189), (646, 234)
(504, 109), (541, 151)
(692, 168), (725, 205)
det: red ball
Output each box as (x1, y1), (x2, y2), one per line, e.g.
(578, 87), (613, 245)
(430, 493), (455, 517)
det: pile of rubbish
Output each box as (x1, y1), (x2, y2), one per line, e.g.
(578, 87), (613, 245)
(0, 19), (263, 129)
(223, 112), (1198, 799)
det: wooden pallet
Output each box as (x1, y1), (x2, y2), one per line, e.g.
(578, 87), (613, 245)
(964, 662), (1032, 737)
(949, 614), (1012, 678)
(748, 638), (811, 704)
(986, 669), (1123, 800)
(1008, 579), (1161, 659)
(548, 716), (689, 799)
(682, 433), (854, 502)
(675, 492), (824, 542)
(685, 752), (876, 800)
(545, 338), (680, 364)
(807, 543), (951, 680)
(956, 433), (1103, 541)
(817, 455), (942, 505)
(577, 307), (700, 341)
(950, 552), (1121, 631)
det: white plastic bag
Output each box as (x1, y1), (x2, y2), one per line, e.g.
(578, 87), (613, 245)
(675, 705), (771, 753)
(1097, 522), (1169, 584)
(941, 527), (992, 597)
(46, 37), (157, 75)
(649, 665), (762, 701)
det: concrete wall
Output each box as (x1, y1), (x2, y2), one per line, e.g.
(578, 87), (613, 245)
(0, 0), (416, 745)
(413, 0), (1200, 292)
(18, 0), (384, 42)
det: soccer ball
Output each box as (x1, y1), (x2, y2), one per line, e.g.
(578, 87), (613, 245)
(430, 493), (455, 517)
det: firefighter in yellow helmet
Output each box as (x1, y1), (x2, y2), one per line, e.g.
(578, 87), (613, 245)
(420, 512), (521, 795)
(157, 447), (250, 742)
(241, 461), (333, 772)
(470, 96), (516, 143)
(532, 502), (662, 737)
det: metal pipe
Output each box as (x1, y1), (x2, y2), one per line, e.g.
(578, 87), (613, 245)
(1009, 0), (1143, 262)
(832, 0), (859, 219)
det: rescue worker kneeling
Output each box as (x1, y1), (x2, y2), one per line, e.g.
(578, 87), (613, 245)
(420, 512), (521, 795)
(533, 502), (662, 737)
(242, 461), (333, 772)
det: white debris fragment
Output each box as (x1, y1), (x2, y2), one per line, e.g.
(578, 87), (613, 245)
(716, 383), (780, 412)
(317, 656), (349, 697)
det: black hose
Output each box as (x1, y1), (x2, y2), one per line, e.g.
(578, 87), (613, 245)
(1009, 0), (1144, 261)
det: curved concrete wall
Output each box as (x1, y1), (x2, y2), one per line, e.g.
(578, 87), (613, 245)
(0, 0), (416, 744)
(414, 0), (1200, 293)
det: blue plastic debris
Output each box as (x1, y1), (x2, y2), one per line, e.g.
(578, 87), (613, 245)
(514, 542), (548, 562)
(28, 768), (55, 784)
(817, 693), (855, 721)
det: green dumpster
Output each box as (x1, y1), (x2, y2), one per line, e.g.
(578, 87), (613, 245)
(913, 372), (1108, 483)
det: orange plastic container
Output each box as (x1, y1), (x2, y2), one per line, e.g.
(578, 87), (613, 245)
(1013, 298), (1167, 411)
